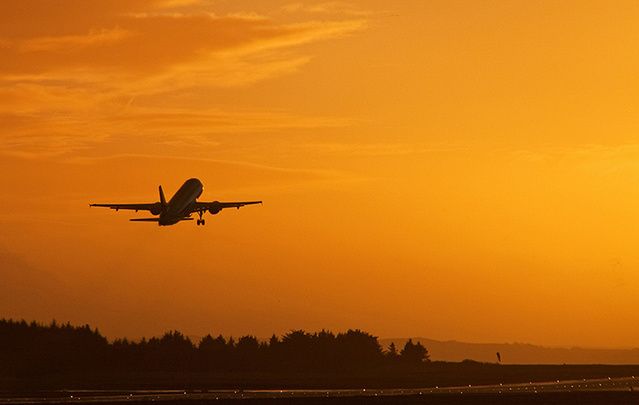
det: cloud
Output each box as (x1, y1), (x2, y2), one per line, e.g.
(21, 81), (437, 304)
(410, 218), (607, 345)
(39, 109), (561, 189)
(300, 142), (466, 157)
(19, 27), (131, 53)
(281, 2), (371, 17)
(0, 102), (355, 156)
(0, 153), (350, 207)
(0, 14), (353, 76)
(508, 143), (639, 183)
(0, 1), (366, 156)
(66, 152), (342, 178)
(0, 0), (365, 78)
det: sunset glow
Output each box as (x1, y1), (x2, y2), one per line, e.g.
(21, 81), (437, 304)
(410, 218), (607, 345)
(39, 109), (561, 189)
(2, 0), (639, 348)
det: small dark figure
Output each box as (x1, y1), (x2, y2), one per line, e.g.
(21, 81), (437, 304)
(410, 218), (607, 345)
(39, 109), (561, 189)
(496, 352), (501, 363)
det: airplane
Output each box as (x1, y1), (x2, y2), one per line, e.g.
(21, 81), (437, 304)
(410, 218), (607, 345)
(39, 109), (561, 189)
(90, 178), (261, 226)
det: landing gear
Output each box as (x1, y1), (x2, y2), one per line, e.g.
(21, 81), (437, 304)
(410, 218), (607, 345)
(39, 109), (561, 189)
(196, 210), (206, 226)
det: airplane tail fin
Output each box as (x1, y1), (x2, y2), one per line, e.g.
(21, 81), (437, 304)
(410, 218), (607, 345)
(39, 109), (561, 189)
(159, 185), (167, 206)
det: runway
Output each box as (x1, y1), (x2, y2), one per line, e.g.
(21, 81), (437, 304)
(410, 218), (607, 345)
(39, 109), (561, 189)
(1, 376), (637, 403)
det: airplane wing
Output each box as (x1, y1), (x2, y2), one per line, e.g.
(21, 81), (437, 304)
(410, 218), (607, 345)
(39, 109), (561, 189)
(192, 200), (262, 213)
(89, 203), (160, 212)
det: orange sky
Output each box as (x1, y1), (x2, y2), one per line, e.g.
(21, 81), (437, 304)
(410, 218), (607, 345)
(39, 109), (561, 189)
(2, 0), (639, 348)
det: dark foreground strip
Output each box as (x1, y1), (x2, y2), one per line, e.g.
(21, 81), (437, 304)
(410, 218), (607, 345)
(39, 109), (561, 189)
(4, 392), (639, 405)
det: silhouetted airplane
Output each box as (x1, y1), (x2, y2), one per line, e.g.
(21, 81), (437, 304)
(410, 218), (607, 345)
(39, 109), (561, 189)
(90, 178), (261, 226)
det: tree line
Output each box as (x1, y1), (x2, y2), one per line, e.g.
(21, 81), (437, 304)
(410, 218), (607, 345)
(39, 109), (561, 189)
(0, 319), (429, 376)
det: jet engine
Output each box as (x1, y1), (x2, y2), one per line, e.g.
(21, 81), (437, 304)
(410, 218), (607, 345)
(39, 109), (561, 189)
(150, 203), (163, 216)
(208, 202), (222, 215)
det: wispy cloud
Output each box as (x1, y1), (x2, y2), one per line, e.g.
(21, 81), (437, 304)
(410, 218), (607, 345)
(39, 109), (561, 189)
(299, 142), (467, 157)
(0, 102), (356, 156)
(281, 2), (371, 17)
(19, 27), (131, 52)
(65, 152), (343, 178)
(0, 1), (366, 156)
(509, 143), (639, 179)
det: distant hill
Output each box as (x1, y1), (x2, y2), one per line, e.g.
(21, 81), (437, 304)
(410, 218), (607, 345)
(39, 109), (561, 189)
(380, 338), (639, 364)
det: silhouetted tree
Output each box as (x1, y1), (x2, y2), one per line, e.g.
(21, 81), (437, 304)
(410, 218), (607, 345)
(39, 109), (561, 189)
(0, 318), (109, 376)
(400, 339), (430, 364)
(386, 342), (400, 362)
(198, 334), (230, 371)
(236, 335), (260, 370)
(334, 330), (384, 370)
(146, 331), (195, 370)
(313, 330), (337, 370)
(279, 330), (313, 369)
(0, 319), (432, 377)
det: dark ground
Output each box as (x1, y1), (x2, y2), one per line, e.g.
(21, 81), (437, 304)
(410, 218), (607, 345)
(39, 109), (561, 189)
(4, 364), (639, 391)
(7, 363), (639, 392)
(118, 392), (639, 405)
(2, 377), (638, 405)
(2, 392), (639, 405)
(3, 365), (639, 404)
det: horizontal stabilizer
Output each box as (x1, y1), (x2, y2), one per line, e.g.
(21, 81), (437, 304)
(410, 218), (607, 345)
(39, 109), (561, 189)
(129, 218), (160, 222)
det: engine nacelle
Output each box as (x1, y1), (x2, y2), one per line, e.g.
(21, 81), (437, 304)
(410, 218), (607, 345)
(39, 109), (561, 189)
(150, 203), (163, 216)
(208, 201), (221, 215)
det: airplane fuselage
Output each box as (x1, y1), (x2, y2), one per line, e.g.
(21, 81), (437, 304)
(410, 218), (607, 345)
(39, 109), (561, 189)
(90, 178), (261, 226)
(160, 178), (203, 225)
